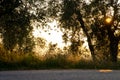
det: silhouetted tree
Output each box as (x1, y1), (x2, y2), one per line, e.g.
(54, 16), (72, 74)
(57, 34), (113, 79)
(61, 0), (120, 62)
(0, 0), (33, 52)
(0, 0), (62, 53)
(61, 0), (96, 61)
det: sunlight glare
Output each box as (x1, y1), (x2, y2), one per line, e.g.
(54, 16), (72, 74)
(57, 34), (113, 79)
(105, 17), (112, 24)
(99, 69), (112, 73)
(84, 0), (92, 5)
(32, 19), (71, 49)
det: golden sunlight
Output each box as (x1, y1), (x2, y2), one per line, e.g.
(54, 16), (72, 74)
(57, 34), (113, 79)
(105, 17), (112, 24)
(99, 69), (113, 73)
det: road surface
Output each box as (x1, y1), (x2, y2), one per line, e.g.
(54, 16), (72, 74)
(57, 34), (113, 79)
(0, 70), (120, 80)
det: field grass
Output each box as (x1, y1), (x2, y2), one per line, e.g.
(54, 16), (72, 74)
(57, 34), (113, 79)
(0, 45), (120, 70)
(0, 51), (120, 70)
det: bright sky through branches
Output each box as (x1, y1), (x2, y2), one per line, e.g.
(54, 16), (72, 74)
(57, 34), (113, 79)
(85, 0), (92, 4)
(32, 19), (89, 54)
(32, 19), (71, 49)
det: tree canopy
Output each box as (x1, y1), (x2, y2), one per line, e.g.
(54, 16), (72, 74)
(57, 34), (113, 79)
(61, 0), (120, 62)
(0, 0), (120, 62)
(0, 0), (33, 52)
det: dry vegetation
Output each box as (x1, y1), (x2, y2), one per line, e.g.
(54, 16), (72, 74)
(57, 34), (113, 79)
(0, 44), (120, 70)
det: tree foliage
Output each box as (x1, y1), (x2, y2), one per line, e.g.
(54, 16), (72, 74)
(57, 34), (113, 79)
(1, 0), (120, 62)
(0, 0), (33, 52)
(0, 0), (62, 53)
(61, 0), (120, 62)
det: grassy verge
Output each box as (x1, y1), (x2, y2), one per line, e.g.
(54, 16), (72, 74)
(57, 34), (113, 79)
(1, 51), (120, 70)
(1, 44), (120, 70)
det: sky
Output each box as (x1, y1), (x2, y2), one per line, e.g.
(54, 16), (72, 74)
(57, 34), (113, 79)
(32, 19), (71, 49)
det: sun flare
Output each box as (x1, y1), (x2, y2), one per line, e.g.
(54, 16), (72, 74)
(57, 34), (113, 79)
(105, 17), (112, 24)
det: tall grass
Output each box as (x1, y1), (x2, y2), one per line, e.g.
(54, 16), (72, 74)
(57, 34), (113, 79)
(0, 45), (120, 70)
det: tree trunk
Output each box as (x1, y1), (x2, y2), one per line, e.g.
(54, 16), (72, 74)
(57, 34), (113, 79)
(109, 38), (119, 62)
(107, 27), (119, 62)
(75, 10), (96, 61)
